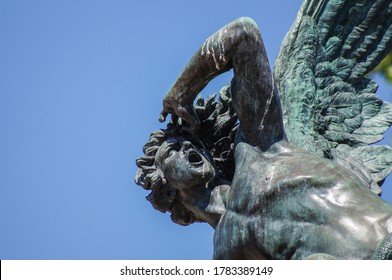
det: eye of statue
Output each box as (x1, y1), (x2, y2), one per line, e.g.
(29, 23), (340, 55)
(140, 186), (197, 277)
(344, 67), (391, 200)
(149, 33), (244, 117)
(168, 150), (176, 157)
(166, 142), (180, 157)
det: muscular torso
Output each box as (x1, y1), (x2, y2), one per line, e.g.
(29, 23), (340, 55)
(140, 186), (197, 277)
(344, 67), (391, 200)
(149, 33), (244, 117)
(213, 141), (392, 259)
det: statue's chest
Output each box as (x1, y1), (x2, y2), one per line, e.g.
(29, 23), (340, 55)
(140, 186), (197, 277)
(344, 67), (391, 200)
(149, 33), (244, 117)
(227, 155), (339, 224)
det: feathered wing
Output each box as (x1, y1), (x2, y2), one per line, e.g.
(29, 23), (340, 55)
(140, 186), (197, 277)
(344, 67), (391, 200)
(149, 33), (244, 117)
(274, 0), (392, 194)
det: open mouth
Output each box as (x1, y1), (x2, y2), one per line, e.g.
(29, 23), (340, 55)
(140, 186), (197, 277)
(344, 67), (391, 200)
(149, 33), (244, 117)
(187, 150), (204, 166)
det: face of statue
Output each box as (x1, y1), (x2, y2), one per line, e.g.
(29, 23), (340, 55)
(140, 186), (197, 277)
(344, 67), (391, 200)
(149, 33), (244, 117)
(156, 137), (216, 190)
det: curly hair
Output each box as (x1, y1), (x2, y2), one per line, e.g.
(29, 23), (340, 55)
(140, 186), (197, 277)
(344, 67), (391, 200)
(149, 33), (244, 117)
(135, 85), (238, 225)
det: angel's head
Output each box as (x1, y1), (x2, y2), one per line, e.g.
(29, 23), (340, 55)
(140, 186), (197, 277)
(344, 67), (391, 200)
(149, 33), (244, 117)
(155, 135), (216, 189)
(135, 128), (216, 225)
(135, 86), (238, 225)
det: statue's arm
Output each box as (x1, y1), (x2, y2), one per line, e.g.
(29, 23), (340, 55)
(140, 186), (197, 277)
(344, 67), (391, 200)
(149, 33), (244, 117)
(161, 17), (284, 147)
(160, 18), (244, 128)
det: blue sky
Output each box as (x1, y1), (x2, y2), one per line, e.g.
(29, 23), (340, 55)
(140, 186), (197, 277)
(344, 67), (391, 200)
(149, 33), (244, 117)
(1, 0), (391, 260)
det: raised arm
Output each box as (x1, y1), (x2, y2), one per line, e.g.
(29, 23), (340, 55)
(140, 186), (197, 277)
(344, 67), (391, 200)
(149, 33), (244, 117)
(161, 17), (284, 149)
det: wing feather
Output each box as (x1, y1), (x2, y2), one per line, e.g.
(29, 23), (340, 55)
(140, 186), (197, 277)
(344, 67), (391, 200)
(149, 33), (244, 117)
(274, 0), (392, 191)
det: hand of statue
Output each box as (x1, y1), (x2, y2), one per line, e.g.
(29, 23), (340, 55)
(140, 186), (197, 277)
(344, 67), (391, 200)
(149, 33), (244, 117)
(159, 95), (200, 132)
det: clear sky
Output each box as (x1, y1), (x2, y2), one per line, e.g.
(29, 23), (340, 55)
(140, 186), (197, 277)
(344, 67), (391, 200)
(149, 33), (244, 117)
(1, 0), (391, 260)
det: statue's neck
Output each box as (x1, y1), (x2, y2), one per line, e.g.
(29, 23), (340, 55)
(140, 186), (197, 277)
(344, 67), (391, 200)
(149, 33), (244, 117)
(178, 178), (229, 228)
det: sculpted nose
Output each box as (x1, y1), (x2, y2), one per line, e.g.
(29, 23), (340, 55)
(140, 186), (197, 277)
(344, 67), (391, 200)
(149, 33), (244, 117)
(182, 141), (194, 151)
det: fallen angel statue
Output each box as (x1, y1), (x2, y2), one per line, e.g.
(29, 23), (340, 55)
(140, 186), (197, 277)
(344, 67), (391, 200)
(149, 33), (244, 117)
(136, 0), (392, 259)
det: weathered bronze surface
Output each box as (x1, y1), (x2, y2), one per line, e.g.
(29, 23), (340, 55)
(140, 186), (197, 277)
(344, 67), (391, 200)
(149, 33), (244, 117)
(135, 0), (392, 259)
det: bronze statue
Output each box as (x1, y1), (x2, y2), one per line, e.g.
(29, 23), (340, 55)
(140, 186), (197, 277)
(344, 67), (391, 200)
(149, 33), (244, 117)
(135, 0), (392, 259)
